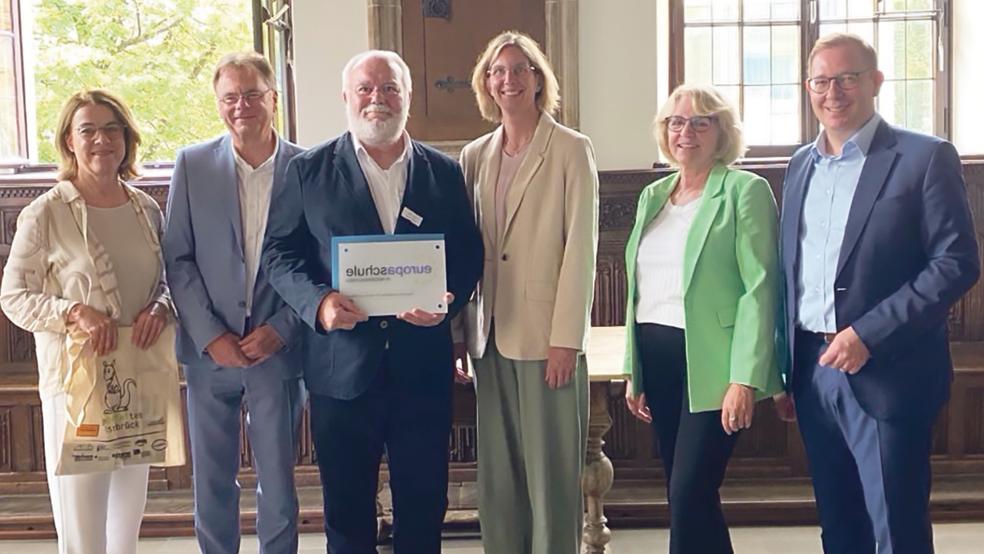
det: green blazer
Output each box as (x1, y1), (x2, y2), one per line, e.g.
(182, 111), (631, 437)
(622, 163), (784, 412)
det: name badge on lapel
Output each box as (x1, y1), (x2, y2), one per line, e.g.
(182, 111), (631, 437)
(401, 207), (423, 227)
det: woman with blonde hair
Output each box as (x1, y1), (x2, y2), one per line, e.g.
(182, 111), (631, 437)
(1, 89), (171, 553)
(454, 30), (599, 553)
(621, 84), (784, 553)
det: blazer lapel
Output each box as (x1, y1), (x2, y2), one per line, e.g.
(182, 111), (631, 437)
(394, 141), (429, 234)
(781, 154), (813, 280)
(835, 122), (899, 279)
(683, 164), (727, 293)
(477, 128), (503, 246)
(501, 112), (552, 243)
(625, 176), (675, 291)
(217, 136), (245, 255)
(334, 133), (385, 235)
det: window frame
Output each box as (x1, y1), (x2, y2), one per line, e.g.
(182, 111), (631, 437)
(1, 0), (296, 172)
(668, 0), (953, 159)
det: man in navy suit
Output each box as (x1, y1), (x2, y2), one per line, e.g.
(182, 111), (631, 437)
(262, 50), (483, 553)
(164, 52), (306, 554)
(778, 33), (980, 554)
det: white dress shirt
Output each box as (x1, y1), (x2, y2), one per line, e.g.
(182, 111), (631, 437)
(232, 139), (279, 316)
(352, 131), (412, 234)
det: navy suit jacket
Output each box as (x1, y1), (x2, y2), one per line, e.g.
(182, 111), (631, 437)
(262, 133), (484, 399)
(780, 120), (980, 421)
(164, 134), (306, 377)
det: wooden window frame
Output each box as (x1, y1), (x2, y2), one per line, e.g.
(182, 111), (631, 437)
(1, 0), (29, 164)
(669, 0), (953, 160)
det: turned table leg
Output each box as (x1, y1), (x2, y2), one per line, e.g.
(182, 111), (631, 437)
(582, 381), (614, 553)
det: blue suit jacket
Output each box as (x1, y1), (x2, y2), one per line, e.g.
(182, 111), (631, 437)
(164, 134), (306, 377)
(262, 133), (484, 399)
(780, 120), (980, 421)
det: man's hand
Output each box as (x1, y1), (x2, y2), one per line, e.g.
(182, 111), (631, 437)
(397, 292), (455, 327)
(452, 342), (471, 384)
(132, 301), (168, 350)
(68, 304), (118, 356)
(206, 332), (252, 368)
(818, 326), (870, 374)
(773, 392), (796, 422)
(624, 380), (652, 423)
(721, 383), (755, 435)
(545, 346), (577, 389)
(318, 291), (368, 331)
(239, 324), (285, 365)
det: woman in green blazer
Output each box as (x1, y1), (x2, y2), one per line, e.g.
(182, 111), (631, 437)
(622, 84), (783, 554)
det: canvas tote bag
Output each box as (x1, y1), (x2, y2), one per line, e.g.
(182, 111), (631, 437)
(55, 324), (186, 475)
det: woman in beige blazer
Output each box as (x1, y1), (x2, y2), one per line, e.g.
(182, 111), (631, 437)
(454, 31), (599, 554)
(0, 90), (171, 554)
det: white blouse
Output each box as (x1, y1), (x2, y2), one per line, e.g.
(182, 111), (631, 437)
(634, 198), (701, 329)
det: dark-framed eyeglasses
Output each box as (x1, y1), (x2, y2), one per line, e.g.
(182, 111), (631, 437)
(806, 70), (872, 94)
(664, 115), (717, 133)
(219, 89), (271, 105)
(75, 123), (126, 141)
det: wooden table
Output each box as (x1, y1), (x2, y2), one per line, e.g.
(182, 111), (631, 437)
(581, 326), (627, 554)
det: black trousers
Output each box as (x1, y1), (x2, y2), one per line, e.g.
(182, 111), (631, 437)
(637, 323), (739, 554)
(308, 354), (453, 554)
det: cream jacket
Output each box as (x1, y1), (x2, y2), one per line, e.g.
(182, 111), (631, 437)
(0, 181), (170, 399)
(456, 112), (599, 360)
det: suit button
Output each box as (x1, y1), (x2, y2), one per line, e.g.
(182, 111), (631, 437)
(238, 301), (246, 308)
(501, 254), (509, 261)
(380, 320), (388, 329)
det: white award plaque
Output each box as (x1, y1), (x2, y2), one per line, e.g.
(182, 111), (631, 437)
(331, 234), (448, 317)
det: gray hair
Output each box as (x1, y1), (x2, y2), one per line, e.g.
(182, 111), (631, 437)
(341, 50), (413, 95)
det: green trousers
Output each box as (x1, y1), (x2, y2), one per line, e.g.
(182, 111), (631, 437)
(473, 333), (589, 554)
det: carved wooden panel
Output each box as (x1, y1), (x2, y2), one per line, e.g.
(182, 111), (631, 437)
(0, 408), (11, 471)
(965, 386), (984, 454)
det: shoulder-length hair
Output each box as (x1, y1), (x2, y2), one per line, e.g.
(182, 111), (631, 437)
(470, 31), (559, 123)
(654, 84), (746, 167)
(55, 89), (142, 181)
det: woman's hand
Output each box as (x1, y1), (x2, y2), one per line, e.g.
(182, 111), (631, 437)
(132, 302), (168, 349)
(721, 383), (755, 435)
(624, 379), (652, 423)
(68, 304), (118, 356)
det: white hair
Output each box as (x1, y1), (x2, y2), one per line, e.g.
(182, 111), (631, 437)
(341, 50), (413, 95)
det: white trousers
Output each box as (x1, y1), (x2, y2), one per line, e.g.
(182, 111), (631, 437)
(41, 392), (150, 554)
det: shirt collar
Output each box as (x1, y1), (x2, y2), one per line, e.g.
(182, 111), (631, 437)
(352, 130), (412, 170)
(231, 134), (279, 173)
(810, 112), (882, 161)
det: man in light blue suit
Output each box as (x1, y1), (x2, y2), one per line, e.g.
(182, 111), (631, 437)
(778, 34), (979, 554)
(164, 52), (306, 554)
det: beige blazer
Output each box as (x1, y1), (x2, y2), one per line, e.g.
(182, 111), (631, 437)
(456, 112), (599, 360)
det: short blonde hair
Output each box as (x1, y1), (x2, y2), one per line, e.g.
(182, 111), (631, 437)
(654, 84), (745, 167)
(55, 89), (142, 181)
(213, 51), (278, 91)
(808, 33), (879, 74)
(470, 31), (559, 123)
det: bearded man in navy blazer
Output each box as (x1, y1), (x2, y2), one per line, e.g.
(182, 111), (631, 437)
(262, 50), (483, 553)
(778, 33), (980, 554)
(164, 52), (306, 554)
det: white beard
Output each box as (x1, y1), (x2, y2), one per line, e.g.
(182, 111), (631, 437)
(347, 102), (408, 146)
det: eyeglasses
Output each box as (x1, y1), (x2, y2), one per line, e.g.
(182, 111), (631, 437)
(664, 115), (716, 133)
(219, 89), (271, 105)
(75, 123), (126, 141)
(806, 70), (871, 94)
(487, 63), (536, 80)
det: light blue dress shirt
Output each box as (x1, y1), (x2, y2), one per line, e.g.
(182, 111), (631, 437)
(796, 114), (882, 333)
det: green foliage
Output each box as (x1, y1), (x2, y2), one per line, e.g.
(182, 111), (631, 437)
(32, 0), (252, 163)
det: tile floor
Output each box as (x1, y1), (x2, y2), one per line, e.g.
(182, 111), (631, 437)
(3, 523), (984, 553)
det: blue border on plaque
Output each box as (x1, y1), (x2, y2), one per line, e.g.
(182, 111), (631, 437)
(331, 233), (445, 289)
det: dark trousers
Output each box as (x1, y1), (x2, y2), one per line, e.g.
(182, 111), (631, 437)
(637, 323), (739, 554)
(308, 355), (453, 554)
(793, 330), (936, 554)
